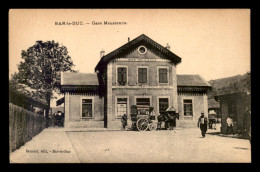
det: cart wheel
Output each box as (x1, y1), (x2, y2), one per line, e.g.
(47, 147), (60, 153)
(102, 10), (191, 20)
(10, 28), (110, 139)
(148, 121), (157, 131)
(136, 118), (149, 131)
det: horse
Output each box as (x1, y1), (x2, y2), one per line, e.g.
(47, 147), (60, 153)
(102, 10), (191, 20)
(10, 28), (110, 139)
(157, 112), (179, 130)
(157, 112), (168, 130)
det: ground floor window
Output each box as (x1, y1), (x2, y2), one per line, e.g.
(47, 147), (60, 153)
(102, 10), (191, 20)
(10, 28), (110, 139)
(159, 98), (169, 114)
(116, 98), (127, 118)
(136, 98), (150, 106)
(82, 99), (93, 118)
(183, 99), (193, 116)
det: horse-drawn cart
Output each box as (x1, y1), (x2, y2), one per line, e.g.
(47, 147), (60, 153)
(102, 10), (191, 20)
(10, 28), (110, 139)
(130, 105), (158, 131)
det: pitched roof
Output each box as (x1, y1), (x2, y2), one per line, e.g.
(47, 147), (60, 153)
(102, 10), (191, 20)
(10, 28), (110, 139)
(207, 73), (251, 98)
(208, 99), (220, 109)
(9, 89), (48, 108)
(61, 72), (99, 85)
(95, 34), (182, 72)
(9, 83), (48, 107)
(177, 75), (211, 87)
(61, 73), (211, 88)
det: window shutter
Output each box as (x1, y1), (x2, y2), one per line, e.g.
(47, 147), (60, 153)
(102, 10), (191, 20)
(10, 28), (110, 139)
(118, 68), (122, 83)
(164, 69), (168, 83)
(138, 68), (147, 83)
(138, 68), (142, 83)
(159, 69), (167, 83)
(159, 69), (163, 83)
(143, 68), (147, 83)
(122, 68), (127, 83)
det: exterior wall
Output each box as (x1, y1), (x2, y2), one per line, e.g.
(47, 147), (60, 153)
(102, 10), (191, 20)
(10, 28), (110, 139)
(220, 99), (228, 133)
(107, 63), (113, 128)
(236, 98), (245, 130)
(110, 88), (175, 128)
(63, 47), (209, 129)
(107, 48), (179, 128)
(177, 93), (208, 128)
(64, 93), (104, 128)
(64, 92), (70, 127)
(172, 65), (178, 112)
(220, 94), (248, 133)
(111, 49), (174, 87)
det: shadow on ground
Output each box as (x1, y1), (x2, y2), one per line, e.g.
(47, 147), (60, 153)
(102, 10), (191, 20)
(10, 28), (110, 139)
(207, 131), (250, 141)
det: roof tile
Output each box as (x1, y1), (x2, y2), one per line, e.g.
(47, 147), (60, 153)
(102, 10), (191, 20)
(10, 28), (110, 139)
(177, 75), (211, 87)
(62, 73), (99, 85)
(62, 73), (211, 87)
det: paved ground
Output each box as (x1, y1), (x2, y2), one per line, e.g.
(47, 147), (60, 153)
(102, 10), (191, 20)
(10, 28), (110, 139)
(10, 127), (251, 163)
(10, 128), (80, 163)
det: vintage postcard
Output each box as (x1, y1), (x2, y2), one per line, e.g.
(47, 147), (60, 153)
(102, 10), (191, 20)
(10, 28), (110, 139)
(9, 9), (251, 163)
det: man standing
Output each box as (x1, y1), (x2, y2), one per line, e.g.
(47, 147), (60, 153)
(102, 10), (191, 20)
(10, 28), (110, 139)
(226, 115), (234, 135)
(198, 113), (208, 137)
(121, 114), (128, 130)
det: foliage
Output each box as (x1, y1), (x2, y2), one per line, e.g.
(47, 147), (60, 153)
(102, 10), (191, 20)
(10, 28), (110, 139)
(15, 41), (74, 93)
(10, 40), (75, 120)
(9, 73), (47, 103)
(207, 72), (251, 99)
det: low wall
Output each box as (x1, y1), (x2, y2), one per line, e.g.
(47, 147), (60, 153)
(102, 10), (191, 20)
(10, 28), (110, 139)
(65, 121), (104, 128)
(9, 103), (46, 153)
(176, 120), (198, 128)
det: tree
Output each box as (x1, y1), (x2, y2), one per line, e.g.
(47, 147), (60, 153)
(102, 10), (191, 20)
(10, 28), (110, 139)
(13, 40), (75, 126)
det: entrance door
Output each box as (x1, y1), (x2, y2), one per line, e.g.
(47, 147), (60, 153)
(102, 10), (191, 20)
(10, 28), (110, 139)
(116, 98), (127, 118)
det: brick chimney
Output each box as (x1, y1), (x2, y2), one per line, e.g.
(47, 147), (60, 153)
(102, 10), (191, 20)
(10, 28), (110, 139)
(100, 49), (105, 58)
(128, 37), (130, 42)
(166, 43), (170, 50)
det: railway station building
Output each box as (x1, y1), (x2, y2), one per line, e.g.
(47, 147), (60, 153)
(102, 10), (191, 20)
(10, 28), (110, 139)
(59, 34), (211, 129)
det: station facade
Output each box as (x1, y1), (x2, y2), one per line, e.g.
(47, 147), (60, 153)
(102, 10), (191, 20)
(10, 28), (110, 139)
(60, 34), (211, 128)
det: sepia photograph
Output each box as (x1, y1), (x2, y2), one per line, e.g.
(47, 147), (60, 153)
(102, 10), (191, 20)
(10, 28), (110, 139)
(9, 9), (251, 163)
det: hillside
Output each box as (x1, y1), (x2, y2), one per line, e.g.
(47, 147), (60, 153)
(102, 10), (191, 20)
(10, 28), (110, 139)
(207, 72), (251, 99)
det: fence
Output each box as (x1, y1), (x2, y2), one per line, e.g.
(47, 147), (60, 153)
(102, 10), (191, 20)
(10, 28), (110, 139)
(9, 103), (46, 153)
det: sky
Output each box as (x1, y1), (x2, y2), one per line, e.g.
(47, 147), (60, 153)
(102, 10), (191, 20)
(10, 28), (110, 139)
(9, 9), (250, 107)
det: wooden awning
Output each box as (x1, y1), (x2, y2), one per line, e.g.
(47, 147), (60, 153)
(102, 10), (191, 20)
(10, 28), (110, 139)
(60, 85), (100, 95)
(177, 86), (210, 93)
(56, 97), (64, 106)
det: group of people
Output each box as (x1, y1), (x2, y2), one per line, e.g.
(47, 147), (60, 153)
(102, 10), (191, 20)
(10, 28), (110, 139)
(121, 111), (214, 135)
(120, 111), (179, 131)
(53, 111), (64, 127)
(197, 113), (235, 138)
(122, 110), (250, 140)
